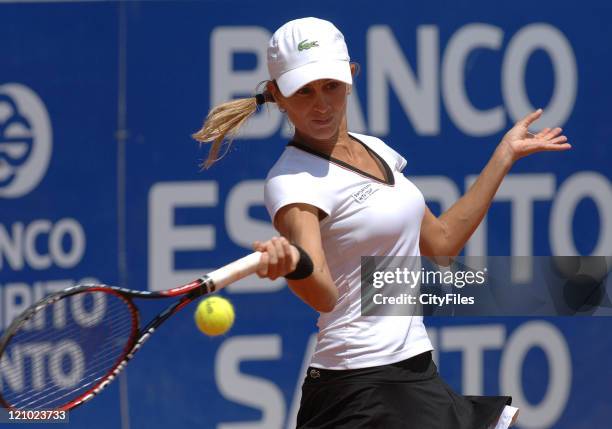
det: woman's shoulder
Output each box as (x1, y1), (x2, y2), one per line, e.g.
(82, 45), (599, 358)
(266, 145), (330, 181)
(263, 146), (334, 217)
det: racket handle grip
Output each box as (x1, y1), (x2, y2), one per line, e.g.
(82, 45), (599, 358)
(206, 251), (262, 290)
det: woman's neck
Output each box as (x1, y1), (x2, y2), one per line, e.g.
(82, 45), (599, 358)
(292, 120), (353, 156)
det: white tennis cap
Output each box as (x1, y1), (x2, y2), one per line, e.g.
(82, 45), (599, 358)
(267, 17), (352, 97)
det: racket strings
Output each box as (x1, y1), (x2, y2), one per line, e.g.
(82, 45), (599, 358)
(9, 339), (134, 410)
(3, 328), (133, 409)
(2, 310), (134, 352)
(6, 321), (134, 409)
(4, 312), (134, 409)
(8, 332), (136, 406)
(0, 290), (137, 410)
(14, 378), (99, 411)
(2, 310), (134, 381)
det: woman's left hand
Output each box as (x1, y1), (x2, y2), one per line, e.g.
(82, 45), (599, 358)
(500, 108), (571, 163)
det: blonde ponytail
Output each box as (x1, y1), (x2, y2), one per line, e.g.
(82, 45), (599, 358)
(192, 96), (260, 169)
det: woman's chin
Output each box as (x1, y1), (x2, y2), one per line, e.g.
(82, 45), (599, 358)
(306, 125), (338, 141)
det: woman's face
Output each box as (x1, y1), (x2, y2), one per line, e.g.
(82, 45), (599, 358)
(270, 77), (351, 141)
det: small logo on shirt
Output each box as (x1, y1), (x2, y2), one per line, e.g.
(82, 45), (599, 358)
(351, 183), (379, 203)
(309, 369), (321, 379)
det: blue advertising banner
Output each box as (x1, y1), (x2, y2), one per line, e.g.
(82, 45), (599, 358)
(0, 1), (610, 428)
(0, 2), (122, 428)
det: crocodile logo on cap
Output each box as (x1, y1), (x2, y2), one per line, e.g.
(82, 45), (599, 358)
(298, 39), (319, 51)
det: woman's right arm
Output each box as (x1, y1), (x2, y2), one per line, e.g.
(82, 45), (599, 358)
(253, 203), (338, 313)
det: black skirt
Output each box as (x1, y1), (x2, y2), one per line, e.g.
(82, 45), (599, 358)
(296, 352), (511, 429)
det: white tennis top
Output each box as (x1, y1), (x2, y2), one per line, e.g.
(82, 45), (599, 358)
(264, 132), (433, 370)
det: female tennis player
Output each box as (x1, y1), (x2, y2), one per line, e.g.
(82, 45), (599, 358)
(194, 17), (570, 429)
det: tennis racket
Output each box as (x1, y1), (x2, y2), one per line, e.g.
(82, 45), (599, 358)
(0, 251), (262, 412)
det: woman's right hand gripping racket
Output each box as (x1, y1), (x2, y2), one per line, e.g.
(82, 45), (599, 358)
(0, 252), (262, 412)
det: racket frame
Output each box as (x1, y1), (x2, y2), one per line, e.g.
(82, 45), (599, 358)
(0, 275), (214, 411)
(0, 250), (261, 411)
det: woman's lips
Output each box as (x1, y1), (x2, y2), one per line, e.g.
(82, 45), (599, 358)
(312, 117), (333, 126)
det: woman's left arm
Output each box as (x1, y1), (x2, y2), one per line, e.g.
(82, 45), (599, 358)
(420, 108), (571, 258)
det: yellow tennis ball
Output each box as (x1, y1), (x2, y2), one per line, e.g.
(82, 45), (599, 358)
(194, 296), (235, 336)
